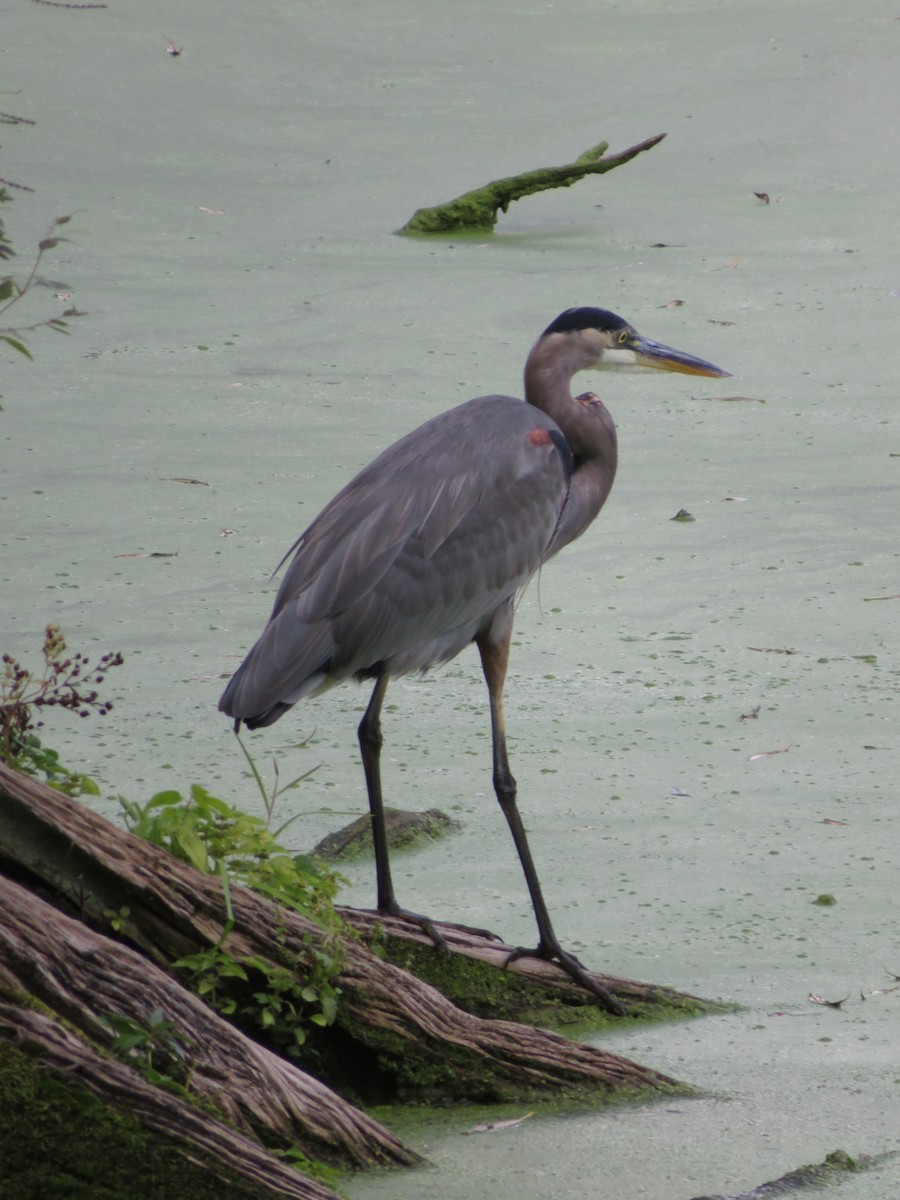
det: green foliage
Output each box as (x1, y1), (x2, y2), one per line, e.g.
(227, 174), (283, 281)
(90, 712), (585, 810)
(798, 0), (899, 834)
(103, 905), (131, 934)
(0, 624), (123, 794)
(274, 1146), (341, 1191)
(174, 940), (341, 1058)
(119, 781), (342, 922)
(101, 1007), (193, 1092)
(175, 942), (248, 1017)
(120, 775), (346, 1054)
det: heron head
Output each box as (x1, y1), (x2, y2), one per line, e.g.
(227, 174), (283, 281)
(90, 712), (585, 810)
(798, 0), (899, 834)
(541, 307), (730, 378)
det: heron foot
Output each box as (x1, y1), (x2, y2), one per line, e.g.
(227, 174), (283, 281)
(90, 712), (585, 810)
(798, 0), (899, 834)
(375, 902), (503, 947)
(433, 919), (504, 942)
(505, 942), (625, 1016)
(376, 903), (451, 953)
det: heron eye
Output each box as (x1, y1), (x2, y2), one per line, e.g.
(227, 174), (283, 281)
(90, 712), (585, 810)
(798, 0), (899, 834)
(617, 331), (629, 346)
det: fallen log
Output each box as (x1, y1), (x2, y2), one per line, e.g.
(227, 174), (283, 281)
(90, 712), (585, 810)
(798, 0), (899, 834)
(0, 760), (709, 1194)
(342, 907), (716, 1026)
(0, 872), (416, 1170)
(0, 1002), (340, 1200)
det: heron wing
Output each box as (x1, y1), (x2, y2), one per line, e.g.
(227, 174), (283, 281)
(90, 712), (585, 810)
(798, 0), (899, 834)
(221, 394), (570, 720)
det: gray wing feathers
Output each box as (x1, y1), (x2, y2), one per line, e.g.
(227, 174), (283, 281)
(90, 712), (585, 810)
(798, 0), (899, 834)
(220, 396), (569, 722)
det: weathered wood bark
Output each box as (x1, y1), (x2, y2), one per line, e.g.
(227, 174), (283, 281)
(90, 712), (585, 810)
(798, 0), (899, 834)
(397, 133), (667, 234)
(0, 761), (702, 1193)
(0, 872), (415, 1170)
(0, 1002), (338, 1200)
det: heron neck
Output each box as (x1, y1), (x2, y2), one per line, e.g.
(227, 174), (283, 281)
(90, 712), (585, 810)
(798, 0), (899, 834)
(524, 335), (599, 453)
(523, 334), (618, 554)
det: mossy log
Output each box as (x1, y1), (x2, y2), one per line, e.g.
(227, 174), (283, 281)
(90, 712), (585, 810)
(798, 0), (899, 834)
(0, 872), (415, 1172)
(0, 761), (707, 1195)
(342, 908), (720, 1028)
(397, 132), (666, 235)
(687, 1148), (899, 1200)
(0, 1002), (338, 1200)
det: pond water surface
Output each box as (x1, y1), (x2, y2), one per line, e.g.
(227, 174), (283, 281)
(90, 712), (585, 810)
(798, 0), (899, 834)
(2, 1), (899, 1197)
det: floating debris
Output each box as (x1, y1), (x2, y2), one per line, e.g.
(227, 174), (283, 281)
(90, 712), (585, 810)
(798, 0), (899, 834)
(704, 254), (740, 272)
(465, 1112), (534, 1135)
(398, 133), (666, 235)
(809, 992), (847, 1008)
(113, 551), (179, 559)
(748, 742), (794, 760)
(860, 985), (899, 1000)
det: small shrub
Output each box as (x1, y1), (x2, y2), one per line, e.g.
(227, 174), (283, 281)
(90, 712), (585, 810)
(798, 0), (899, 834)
(0, 624), (123, 793)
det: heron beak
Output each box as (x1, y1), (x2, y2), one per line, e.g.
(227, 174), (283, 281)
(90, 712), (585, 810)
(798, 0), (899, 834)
(631, 336), (731, 378)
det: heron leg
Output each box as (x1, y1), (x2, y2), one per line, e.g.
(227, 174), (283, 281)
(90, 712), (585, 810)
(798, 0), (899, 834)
(358, 674), (449, 950)
(476, 629), (625, 1016)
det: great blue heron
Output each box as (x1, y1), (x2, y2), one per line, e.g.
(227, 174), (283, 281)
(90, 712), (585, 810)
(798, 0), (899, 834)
(220, 307), (729, 1013)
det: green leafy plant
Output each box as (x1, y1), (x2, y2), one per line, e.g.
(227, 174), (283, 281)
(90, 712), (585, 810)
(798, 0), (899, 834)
(274, 1147), (340, 1191)
(103, 905), (132, 934)
(119, 781), (341, 922)
(174, 940), (341, 1058)
(0, 624), (123, 793)
(120, 769), (346, 1052)
(102, 1007), (193, 1091)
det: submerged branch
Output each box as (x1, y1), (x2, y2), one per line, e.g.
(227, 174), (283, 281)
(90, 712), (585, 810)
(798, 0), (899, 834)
(687, 1148), (899, 1200)
(397, 132), (666, 235)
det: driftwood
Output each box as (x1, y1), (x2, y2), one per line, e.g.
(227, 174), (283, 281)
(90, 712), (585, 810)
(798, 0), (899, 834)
(397, 133), (667, 235)
(687, 1149), (899, 1200)
(0, 761), (706, 1196)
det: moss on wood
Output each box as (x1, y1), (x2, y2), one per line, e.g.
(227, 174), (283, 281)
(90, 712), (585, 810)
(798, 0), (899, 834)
(0, 1042), (284, 1200)
(373, 928), (728, 1030)
(314, 806), (461, 861)
(687, 1148), (899, 1199)
(397, 133), (666, 235)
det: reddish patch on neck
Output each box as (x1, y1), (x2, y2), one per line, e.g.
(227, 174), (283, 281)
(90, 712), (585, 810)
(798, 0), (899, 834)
(527, 427), (553, 446)
(575, 391), (599, 405)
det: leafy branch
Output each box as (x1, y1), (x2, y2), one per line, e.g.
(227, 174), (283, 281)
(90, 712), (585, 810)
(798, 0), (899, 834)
(0, 209), (85, 359)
